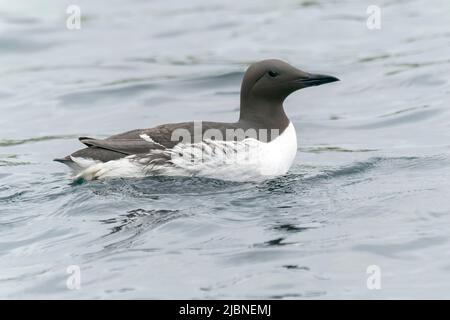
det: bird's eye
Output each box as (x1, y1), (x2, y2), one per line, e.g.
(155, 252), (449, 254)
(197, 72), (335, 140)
(268, 70), (279, 77)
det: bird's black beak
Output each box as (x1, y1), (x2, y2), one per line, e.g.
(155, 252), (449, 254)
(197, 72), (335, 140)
(294, 73), (340, 88)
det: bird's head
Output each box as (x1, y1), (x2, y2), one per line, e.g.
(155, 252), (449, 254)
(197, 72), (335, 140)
(240, 59), (339, 104)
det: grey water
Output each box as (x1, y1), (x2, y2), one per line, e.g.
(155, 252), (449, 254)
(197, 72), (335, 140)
(1, 0), (450, 299)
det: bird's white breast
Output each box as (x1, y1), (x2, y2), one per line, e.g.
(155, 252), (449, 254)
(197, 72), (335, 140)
(257, 121), (298, 176)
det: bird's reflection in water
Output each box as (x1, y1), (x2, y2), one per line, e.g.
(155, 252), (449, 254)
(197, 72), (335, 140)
(101, 208), (183, 236)
(85, 209), (186, 258)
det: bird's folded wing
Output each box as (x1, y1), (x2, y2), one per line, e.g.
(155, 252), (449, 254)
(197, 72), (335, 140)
(78, 137), (164, 155)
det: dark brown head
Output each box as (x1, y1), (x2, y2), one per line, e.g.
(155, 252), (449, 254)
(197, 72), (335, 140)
(241, 59), (339, 103)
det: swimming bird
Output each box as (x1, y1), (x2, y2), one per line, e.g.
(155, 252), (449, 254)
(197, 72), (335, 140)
(55, 59), (339, 181)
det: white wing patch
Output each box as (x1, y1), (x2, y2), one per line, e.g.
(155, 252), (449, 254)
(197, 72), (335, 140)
(139, 134), (166, 148)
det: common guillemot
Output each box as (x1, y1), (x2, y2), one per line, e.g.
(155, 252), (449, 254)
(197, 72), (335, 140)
(55, 59), (339, 181)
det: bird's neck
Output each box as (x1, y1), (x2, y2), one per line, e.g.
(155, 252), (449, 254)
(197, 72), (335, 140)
(238, 96), (290, 131)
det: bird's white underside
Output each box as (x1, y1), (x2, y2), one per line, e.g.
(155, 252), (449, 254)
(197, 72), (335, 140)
(72, 122), (298, 182)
